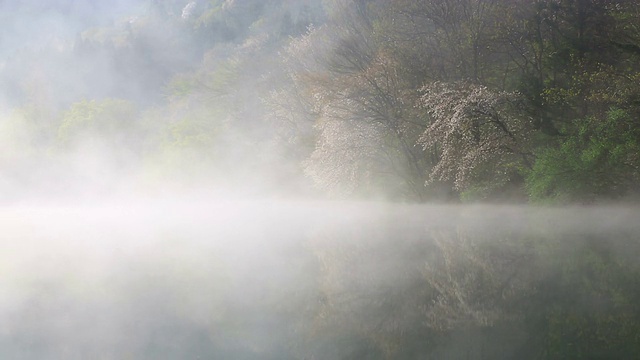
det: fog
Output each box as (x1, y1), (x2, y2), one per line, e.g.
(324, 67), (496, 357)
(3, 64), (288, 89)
(1, 1), (640, 359)
(1, 201), (639, 358)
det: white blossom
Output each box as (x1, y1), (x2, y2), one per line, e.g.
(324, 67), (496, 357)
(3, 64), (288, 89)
(418, 81), (533, 190)
(181, 1), (197, 20)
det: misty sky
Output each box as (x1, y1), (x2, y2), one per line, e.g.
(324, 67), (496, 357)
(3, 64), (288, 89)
(0, 0), (147, 56)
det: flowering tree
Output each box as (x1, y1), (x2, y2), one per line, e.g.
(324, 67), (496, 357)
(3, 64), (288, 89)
(271, 5), (434, 199)
(303, 106), (389, 197)
(418, 81), (534, 193)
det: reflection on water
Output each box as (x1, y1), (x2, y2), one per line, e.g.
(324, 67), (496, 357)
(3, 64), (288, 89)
(0, 201), (639, 359)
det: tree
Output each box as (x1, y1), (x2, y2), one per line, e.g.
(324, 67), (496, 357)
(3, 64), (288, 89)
(275, 1), (437, 199)
(387, 0), (503, 84)
(526, 108), (640, 202)
(57, 98), (139, 150)
(417, 81), (534, 197)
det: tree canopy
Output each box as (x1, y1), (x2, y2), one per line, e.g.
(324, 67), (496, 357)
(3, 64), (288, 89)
(1, 0), (639, 201)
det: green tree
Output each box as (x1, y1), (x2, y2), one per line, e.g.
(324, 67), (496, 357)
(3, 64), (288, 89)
(57, 98), (139, 149)
(526, 108), (640, 202)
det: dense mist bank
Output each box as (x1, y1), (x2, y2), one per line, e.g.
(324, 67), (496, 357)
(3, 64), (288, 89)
(1, 201), (639, 359)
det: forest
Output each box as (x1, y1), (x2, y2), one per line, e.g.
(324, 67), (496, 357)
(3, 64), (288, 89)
(2, 0), (639, 203)
(1, 0), (640, 359)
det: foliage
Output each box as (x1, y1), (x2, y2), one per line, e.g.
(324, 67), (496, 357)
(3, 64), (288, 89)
(57, 98), (138, 148)
(272, 0), (640, 202)
(526, 108), (640, 202)
(4, 0), (640, 202)
(276, 4), (438, 199)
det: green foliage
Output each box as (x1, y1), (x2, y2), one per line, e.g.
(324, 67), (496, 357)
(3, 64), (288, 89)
(57, 99), (138, 148)
(526, 108), (640, 202)
(166, 74), (196, 98)
(193, 3), (224, 29)
(201, 57), (240, 96)
(163, 111), (221, 152)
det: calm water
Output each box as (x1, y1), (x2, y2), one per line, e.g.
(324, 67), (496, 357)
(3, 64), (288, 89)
(1, 200), (638, 359)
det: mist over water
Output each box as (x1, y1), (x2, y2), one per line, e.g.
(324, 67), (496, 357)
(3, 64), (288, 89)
(1, 0), (640, 358)
(0, 200), (638, 359)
